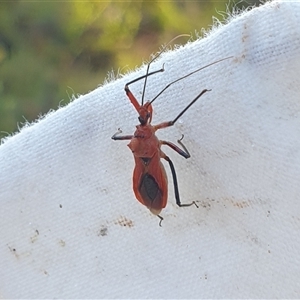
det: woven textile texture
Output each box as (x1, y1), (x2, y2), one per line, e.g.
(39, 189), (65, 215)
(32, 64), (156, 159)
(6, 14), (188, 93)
(1, 1), (300, 298)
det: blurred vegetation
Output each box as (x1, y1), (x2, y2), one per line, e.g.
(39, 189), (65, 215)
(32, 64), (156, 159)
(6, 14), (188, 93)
(0, 0), (259, 138)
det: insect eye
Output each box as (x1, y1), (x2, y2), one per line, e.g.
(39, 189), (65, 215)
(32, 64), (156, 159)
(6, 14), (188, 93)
(138, 116), (146, 125)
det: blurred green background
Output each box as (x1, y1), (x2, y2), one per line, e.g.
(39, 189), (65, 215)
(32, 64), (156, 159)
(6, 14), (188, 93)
(0, 1), (258, 139)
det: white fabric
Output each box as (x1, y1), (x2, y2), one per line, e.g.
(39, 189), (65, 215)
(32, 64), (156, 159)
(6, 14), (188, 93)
(1, 1), (300, 298)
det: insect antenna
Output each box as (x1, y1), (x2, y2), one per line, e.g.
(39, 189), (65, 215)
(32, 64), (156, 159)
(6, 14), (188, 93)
(141, 34), (190, 106)
(149, 56), (233, 106)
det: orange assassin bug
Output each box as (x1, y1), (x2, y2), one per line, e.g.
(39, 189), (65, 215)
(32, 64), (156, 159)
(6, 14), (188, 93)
(112, 35), (232, 226)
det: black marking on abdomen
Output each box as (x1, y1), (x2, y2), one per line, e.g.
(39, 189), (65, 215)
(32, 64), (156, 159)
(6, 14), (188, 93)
(140, 173), (159, 201)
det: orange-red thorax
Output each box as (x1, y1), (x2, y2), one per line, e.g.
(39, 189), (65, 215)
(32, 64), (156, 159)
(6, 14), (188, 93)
(128, 125), (158, 158)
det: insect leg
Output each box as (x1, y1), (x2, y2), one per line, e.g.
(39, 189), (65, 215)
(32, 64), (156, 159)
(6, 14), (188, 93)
(154, 89), (211, 132)
(125, 66), (164, 111)
(172, 89), (210, 125)
(125, 66), (165, 89)
(161, 152), (198, 208)
(111, 128), (133, 140)
(161, 135), (190, 159)
(158, 215), (163, 227)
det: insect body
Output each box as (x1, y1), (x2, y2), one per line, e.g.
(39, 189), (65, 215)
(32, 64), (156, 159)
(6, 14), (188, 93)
(112, 37), (232, 225)
(112, 69), (208, 225)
